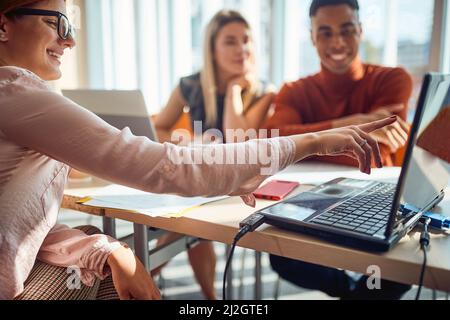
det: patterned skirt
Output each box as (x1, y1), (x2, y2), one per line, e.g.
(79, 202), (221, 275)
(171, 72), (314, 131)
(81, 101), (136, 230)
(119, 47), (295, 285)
(14, 226), (119, 300)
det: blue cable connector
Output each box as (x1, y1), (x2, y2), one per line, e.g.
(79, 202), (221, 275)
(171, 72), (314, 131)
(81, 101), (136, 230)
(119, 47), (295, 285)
(401, 204), (450, 231)
(421, 211), (450, 231)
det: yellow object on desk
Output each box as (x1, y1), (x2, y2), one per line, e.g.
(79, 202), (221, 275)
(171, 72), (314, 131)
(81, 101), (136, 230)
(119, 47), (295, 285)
(76, 185), (228, 218)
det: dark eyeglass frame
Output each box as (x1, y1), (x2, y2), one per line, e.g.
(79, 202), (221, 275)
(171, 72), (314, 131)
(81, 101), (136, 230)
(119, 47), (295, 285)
(9, 8), (75, 40)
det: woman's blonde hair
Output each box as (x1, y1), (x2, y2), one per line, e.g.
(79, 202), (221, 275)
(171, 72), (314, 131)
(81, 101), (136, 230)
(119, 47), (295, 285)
(200, 9), (260, 127)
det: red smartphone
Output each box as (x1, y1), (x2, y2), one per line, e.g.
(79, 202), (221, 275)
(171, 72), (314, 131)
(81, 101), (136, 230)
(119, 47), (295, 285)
(253, 180), (300, 201)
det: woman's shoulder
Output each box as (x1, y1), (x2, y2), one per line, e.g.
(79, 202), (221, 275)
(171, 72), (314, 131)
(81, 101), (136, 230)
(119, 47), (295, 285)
(0, 66), (42, 81)
(180, 72), (201, 89)
(0, 66), (48, 91)
(179, 72), (202, 104)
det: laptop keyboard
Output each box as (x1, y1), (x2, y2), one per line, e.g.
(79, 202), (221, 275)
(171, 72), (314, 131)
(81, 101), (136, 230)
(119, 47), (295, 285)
(311, 183), (396, 236)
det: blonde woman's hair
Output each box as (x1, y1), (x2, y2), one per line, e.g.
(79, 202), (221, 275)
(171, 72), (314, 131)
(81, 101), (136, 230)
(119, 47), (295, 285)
(200, 9), (261, 128)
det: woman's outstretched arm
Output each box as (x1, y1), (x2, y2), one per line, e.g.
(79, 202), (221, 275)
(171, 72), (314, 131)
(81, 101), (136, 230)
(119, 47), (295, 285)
(1, 69), (395, 198)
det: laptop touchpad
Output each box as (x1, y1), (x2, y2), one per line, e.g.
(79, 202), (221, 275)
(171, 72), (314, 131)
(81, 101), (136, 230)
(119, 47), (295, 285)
(262, 192), (342, 222)
(315, 184), (355, 198)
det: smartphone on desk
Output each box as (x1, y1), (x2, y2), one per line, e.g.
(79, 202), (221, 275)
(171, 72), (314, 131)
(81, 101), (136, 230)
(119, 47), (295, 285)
(253, 180), (300, 201)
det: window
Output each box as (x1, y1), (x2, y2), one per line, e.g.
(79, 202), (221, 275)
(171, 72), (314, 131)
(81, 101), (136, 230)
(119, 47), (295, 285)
(396, 0), (434, 76)
(58, 0), (84, 90)
(75, 0), (272, 113)
(360, 0), (435, 107)
(65, 0), (443, 115)
(442, 0), (450, 73)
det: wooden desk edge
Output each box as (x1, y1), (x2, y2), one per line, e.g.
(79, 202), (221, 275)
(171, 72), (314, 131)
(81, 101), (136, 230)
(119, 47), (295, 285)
(61, 194), (105, 217)
(62, 179), (450, 292)
(102, 208), (450, 292)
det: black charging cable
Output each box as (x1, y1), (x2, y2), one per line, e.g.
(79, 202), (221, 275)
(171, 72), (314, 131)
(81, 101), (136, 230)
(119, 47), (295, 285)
(416, 217), (431, 300)
(223, 213), (266, 300)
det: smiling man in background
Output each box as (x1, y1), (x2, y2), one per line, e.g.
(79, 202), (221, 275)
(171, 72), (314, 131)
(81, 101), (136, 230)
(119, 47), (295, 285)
(266, 0), (412, 168)
(266, 0), (413, 299)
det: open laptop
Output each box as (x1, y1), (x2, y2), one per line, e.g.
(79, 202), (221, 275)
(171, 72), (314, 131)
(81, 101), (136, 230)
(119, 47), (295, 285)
(62, 89), (158, 142)
(257, 74), (450, 252)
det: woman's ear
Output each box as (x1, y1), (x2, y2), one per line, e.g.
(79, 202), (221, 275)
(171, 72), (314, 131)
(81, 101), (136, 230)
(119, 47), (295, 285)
(0, 14), (10, 42)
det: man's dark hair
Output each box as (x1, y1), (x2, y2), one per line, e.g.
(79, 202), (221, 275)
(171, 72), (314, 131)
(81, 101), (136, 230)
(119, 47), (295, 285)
(309, 0), (359, 17)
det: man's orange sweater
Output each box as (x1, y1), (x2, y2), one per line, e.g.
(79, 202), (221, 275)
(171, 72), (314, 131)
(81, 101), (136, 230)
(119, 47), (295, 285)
(265, 58), (413, 167)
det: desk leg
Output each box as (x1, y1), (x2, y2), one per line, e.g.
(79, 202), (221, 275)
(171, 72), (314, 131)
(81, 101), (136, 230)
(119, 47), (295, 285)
(134, 224), (150, 271)
(254, 251), (262, 300)
(225, 245), (234, 300)
(102, 214), (116, 238)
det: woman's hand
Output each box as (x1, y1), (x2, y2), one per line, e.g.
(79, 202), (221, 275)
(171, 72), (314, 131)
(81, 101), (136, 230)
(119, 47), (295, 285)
(230, 116), (398, 208)
(293, 116), (399, 175)
(227, 74), (252, 92)
(107, 246), (161, 300)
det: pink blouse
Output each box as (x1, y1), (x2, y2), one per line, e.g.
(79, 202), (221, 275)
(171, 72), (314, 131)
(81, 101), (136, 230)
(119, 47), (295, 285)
(0, 66), (296, 299)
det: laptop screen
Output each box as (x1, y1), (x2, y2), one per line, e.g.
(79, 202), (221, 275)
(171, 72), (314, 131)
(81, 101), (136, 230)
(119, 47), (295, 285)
(390, 74), (450, 232)
(62, 90), (158, 142)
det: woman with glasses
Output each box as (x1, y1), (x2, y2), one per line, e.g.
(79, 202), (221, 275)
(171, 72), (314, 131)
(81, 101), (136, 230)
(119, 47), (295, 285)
(0, 0), (395, 300)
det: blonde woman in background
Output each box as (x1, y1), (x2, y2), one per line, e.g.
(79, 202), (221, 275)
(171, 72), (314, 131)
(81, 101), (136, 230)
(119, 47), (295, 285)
(154, 10), (276, 300)
(156, 9), (274, 142)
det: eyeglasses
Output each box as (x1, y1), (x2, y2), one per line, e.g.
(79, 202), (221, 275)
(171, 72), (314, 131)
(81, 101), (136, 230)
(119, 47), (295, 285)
(10, 8), (76, 40)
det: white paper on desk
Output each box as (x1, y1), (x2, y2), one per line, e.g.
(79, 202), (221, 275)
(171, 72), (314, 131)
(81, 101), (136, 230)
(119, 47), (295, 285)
(271, 166), (402, 186)
(81, 185), (228, 217)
